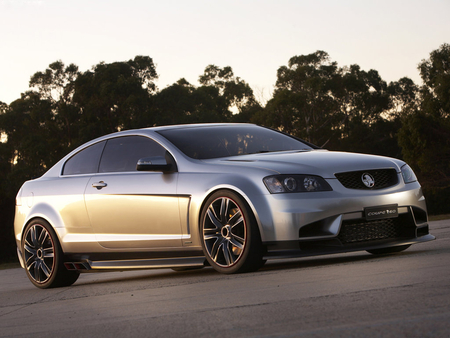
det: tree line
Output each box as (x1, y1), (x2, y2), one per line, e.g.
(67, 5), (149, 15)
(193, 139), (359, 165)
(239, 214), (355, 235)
(1, 44), (449, 263)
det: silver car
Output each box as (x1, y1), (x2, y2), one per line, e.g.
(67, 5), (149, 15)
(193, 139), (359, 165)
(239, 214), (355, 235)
(14, 123), (434, 288)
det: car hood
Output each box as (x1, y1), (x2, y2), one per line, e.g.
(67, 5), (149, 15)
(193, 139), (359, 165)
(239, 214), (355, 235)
(209, 150), (404, 178)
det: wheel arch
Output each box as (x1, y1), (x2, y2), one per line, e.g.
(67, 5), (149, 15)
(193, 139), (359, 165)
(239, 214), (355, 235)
(19, 204), (66, 250)
(197, 185), (267, 273)
(20, 215), (80, 288)
(198, 185), (265, 241)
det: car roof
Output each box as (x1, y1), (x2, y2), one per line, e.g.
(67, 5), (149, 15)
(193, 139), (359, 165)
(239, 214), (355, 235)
(144, 123), (255, 132)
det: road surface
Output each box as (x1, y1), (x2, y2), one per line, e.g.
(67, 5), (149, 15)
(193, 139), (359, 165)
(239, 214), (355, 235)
(1, 220), (449, 337)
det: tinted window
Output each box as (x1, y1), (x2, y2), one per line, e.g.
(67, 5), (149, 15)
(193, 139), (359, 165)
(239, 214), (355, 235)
(99, 136), (167, 173)
(62, 141), (106, 175)
(157, 125), (314, 159)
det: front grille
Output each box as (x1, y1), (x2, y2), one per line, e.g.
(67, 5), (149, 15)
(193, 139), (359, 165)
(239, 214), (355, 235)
(338, 218), (406, 244)
(335, 169), (398, 190)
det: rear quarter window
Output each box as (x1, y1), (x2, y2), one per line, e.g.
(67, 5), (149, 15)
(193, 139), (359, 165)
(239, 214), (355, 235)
(62, 141), (106, 175)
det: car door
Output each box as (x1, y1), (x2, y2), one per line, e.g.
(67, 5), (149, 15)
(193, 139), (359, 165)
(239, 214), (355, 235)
(49, 141), (106, 246)
(84, 135), (184, 249)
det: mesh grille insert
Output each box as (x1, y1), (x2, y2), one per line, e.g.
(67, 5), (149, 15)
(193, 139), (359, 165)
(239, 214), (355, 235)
(335, 169), (398, 190)
(338, 218), (403, 244)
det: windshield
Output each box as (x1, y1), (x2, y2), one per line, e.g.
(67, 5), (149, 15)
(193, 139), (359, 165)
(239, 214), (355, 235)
(157, 125), (315, 159)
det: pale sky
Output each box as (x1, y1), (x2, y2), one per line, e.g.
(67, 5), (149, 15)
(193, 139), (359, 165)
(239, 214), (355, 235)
(1, 0), (449, 105)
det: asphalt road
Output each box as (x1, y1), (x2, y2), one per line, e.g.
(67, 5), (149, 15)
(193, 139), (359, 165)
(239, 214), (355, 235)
(1, 220), (449, 338)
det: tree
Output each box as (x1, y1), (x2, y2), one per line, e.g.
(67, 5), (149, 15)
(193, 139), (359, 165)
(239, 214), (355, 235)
(0, 56), (159, 193)
(334, 65), (400, 157)
(73, 56), (158, 141)
(0, 100), (39, 263)
(0, 57), (160, 264)
(199, 65), (259, 117)
(29, 60), (79, 104)
(0, 92), (63, 179)
(152, 77), (231, 125)
(387, 77), (418, 118)
(254, 51), (344, 146)
(418, 43), (450, 119)
(152, 79), (199, 125)
(256, 51), (399, 153)
(151, 65), (260, 126)
(399, 44), (450, 183)
(0, 101), (14, 197)
(398, 43), (450, 214)
(28, 61), (81, 150)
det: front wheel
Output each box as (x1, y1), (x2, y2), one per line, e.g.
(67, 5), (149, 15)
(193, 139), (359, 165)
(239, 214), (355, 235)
(200, 190), (264, 274)
(22, 219), (79, 288)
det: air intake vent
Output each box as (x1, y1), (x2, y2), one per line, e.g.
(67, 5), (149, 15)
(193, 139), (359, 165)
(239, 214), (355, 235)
(337, 216), (416, 244)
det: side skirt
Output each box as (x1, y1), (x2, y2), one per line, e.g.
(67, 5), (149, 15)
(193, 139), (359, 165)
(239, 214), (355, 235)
(64, 256), (206, 272)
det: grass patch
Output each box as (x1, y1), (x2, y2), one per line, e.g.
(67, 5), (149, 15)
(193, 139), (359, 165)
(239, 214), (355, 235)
(429, 214), (450, 221)
(0, 262), (20, 270)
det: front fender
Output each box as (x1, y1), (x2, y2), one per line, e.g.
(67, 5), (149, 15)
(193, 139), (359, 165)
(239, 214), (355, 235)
(177, 173), (276, 245)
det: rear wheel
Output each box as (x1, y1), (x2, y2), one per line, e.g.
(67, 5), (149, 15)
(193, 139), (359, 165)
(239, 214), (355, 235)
(200, 190), (264, 274)
(367, 244), (411, 255)
(22, 219), (79, 289)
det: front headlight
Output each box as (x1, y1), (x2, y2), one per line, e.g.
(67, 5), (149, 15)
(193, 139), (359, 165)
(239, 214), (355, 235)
(401, 164), (418, 184)
(263, 175), (332, 194)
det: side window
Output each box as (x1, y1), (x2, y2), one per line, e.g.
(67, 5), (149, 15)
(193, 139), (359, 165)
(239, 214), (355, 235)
(62, 141), (106, 175)
(99, 136), (167, 173)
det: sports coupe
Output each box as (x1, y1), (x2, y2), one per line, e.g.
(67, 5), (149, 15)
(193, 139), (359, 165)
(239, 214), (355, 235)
(14, 123), (434, 288)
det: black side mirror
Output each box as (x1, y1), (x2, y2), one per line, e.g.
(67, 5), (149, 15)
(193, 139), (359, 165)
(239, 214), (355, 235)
(136, 156), (173, 172)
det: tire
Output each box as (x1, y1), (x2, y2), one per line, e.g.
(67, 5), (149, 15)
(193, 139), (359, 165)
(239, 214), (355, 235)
(367, 244), (411, 255)
(22, 219), (79, 289)
(200, 190), (264, 274)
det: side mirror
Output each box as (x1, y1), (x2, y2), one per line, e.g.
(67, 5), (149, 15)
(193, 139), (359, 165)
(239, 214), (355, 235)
(136, 156), (173, 172)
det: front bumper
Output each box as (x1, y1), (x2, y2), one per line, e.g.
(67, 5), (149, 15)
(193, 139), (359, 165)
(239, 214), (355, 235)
(256, 179), (434, 256)
(263, 205), (434, 258)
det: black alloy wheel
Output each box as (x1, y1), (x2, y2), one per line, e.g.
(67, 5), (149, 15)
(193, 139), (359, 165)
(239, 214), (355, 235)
(201, 190), (264, 274)
(22, 219), (79, 288)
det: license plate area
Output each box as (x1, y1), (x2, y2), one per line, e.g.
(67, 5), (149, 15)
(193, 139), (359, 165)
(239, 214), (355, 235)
(364, 204), (398, 221)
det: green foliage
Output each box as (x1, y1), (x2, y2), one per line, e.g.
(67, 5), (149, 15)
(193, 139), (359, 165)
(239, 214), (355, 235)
(257, 51), (398, 156)
(152, 78), (229, 125)
(199, 65), (257, 115)
(398, 44), (450, 214)
(152, 65), (259, 126)
(399, 111), (450, 184)
(255, 51), (341, 145)
(152, 79), (197, 125)
(73, 56), (158, 141)
(418, 43), (450, 118)
(1, 45), (450, 263)
(387, 77), (418, 115)
(29, 60), (79, 103)
(399, 44), (450, 185)
(2, 93), (61, 177)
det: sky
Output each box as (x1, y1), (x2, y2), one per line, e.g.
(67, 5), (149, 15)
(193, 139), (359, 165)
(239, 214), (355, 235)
(1, 0), (449, 105)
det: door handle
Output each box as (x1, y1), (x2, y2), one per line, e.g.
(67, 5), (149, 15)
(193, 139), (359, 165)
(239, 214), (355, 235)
(92, 181), (107, 190)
